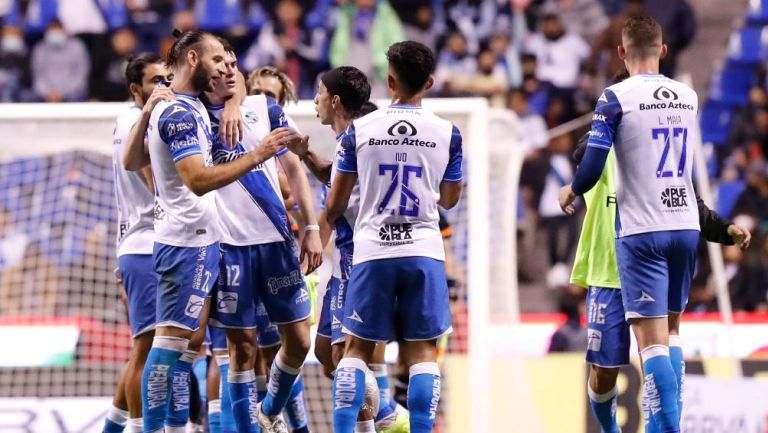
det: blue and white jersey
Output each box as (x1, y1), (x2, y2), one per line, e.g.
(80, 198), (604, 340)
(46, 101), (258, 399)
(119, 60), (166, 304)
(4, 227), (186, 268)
(336, 105), (463, 265)
(206, 95), (292, 246)
(589, 74), (700, 237)
(112, 105), (154, 256)
(329, 131), (361, 279)
(147, 92), (220, 247)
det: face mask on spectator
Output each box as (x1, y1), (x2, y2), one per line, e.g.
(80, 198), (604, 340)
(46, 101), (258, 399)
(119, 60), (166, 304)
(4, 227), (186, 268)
(1, 36), (24, 53)
(45, 30), (67, 47)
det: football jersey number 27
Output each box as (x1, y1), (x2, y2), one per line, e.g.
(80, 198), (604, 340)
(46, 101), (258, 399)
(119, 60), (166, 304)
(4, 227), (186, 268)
(377, 164), (423, 217)
(653, 127), (688, 178)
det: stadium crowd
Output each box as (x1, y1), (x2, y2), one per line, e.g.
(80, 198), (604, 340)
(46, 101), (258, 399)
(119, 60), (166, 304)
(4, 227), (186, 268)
(3, 0), (768, 314)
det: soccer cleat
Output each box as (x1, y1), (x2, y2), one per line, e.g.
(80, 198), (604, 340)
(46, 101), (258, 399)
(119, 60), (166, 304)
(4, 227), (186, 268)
(376, 413), (410, 433)
(257, 403), (289, 433)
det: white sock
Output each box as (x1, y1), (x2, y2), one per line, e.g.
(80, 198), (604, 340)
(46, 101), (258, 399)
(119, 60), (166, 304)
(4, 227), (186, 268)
(127, 418), (143, 433)
(354, 419), (376, 433)
(208, 399), (221, 414)
(106, 404), (129, 425)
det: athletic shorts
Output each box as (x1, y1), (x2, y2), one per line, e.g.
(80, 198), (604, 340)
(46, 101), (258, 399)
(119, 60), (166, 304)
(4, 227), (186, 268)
(153, 242), (220, 331)
(616, 230), (698, 320)
(317, 276), (346, 345)
(342, 257), (452, 342)
(119, 254), (158, 337)
(585, 287), (630, 367)
(209, 241), (310, 329)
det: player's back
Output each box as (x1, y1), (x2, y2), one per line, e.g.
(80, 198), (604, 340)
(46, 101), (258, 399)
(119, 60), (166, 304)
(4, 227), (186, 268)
(340, 104), (462, 264)
(112, 106), (155, 256)
(207, 94), (290, 246)
(601, 74), (700, 237)
(147, 94), (219, 247)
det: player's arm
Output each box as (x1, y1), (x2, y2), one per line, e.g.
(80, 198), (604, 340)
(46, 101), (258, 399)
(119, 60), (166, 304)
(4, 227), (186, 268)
(286, 136), (334, 185)
(218, 71), (246, 148)
(560, 89), (622, 213)
(141, 165), (155, 194)
(123, 87), (176, 171)
(278, 150), (323, 273)
(278, 170), (295, 209)
(325, 131), (357, 224)
(695, 188), (751, 249)
(439, 126), (464, 209)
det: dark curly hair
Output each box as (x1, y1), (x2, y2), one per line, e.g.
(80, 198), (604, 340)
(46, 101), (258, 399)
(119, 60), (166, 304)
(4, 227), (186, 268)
(386, 41), (436, 96)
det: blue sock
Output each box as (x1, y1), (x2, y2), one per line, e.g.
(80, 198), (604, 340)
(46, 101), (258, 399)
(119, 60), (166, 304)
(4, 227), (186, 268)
(193, 356), (208, 404)
(165, 349), (196, 428)
(228, 369), (260, 433)
(669, 336), (685, 423)
(642, 345), (680, 433)
(332, 358), (367, 433)
(285, 375), (310, 431)
(643, 392), (660, 433)
(208, 400), (222, 433)
(256, 375), (268, 403)
(587, 385), (620, 433)
(141, 337), (187, 433)
(103, 405), (128, 433)
(370, 364), (395, 422)
(407, 362), (441, 433)
(261, 356), (301, 416)
(217, 356), (237, 433)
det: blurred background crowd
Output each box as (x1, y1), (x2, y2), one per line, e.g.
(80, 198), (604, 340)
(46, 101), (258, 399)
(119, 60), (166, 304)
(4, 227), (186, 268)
(2, 0), (767, 318)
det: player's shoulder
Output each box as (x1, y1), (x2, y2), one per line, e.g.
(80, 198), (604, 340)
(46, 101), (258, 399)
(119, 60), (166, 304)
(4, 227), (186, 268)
(242, 94), (268, 110)
(114, 105), (142, 134)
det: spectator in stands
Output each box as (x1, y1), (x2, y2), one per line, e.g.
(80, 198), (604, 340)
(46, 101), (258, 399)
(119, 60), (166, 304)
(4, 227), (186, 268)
(488, 5), (527, 89)
(548, 288), (587, 352)
(540, 0), (609, 41)
(3, 0), (58, 45)
(158, 10), (197, 63)
(0, 24), (32, 102)
(508, 88), (548, 155)
(449, 49), (508, 106)
(585, 0), (645, 88)
(31, 19), (90, 102)
(328, 0), (404, 98)
(644, 0), (696, 77)
(128, 0), (174, 53)
(520, 54), (550, 116)
(444, 0), (497, 54)
(96, 28), (137, 102)
(434, 31), (477, 96)
(399, 2), (439, 52)
(723, 243), (768, 312)
(243, 0), (328, 99)
(726, 87), (768, 159)
(59, 0), (111, 101)
(524, 12), (589, 121)
(732, 161), (768, 225)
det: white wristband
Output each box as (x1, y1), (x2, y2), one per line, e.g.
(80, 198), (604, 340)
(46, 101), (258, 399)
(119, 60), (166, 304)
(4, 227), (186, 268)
(304, 224), (320, 232)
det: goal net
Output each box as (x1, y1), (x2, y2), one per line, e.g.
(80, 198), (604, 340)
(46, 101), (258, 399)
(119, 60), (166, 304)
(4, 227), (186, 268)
(0, 98), (524, 433)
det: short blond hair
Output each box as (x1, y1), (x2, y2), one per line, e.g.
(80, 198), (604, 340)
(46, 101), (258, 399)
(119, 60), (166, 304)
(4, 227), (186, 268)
(247, 67), (298, 106)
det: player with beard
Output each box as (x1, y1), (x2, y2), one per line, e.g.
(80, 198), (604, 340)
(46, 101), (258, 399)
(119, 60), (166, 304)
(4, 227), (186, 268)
(133, 30), (302, 433)
(202, 46), (320, 433)
(103, 53), (172, 433)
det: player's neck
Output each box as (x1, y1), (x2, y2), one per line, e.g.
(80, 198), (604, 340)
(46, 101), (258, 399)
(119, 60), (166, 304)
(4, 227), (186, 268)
(170, 74), (199, 97)
(625, 58), (661, 77)
(392, 94), (422, 107)
(332, 115), (352, 135)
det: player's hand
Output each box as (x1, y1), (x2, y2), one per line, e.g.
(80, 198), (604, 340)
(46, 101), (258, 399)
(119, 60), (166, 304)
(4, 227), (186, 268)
(727, 224), (752, 250)
(300, 229), (323, 275)
(143, 87), (175, 114)
(220, 101), (244, 148)
(287, 134), (310, 158)
(558, 184), (577, 215)
(254, 128), (299, 162)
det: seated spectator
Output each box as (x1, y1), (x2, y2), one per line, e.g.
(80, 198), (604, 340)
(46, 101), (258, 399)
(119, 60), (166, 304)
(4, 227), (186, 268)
(520, 54), (550, 116)
(541, 0), (608, 41)
(726, 87), (768, 158)
(159, 10), (197, 63)
(524, 12), (589, 120)
(732, 161), (768, 224)
(129, 0), (175, 53)
(585, 0), (644, 87)
(488, 5), (527, 89)
(3, 0), (58, 44)
(31, 19), (90, 102)
(329, 0), (404, 98)
(723, 243), (768, 312)
(434, 31), (477, 96)
(0, 24), (32, 102)
(97, 28), (137, 102)
(450, 49), (508, 106)
(59, 0), (111, 100)
(508, 88), (548, 155)
(444, 0), (498, 54)
(243, 0), (327, 99)
(400, 2), (439, 52)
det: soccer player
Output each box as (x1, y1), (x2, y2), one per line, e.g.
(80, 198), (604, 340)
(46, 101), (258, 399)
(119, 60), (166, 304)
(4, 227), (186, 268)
(559, 15), (701, 432)
(325, 41), (463, 433)
(104, 52), (171, 433)
(569, 132), (751, 433)
(136, 30), (300, 433)
(202, 49), (321, 433)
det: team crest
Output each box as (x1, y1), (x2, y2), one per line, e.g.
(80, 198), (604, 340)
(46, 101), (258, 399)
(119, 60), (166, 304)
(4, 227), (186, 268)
(244, 111), (259, 125)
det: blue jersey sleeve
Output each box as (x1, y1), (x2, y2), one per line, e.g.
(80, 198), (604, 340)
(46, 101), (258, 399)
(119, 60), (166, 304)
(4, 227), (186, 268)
(336, 124), (358, 174)
(572, 89), (622, 195)
(267, 96), (289, 130)
(443, 125), (463, 183)
(158, 104), (201, 162)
